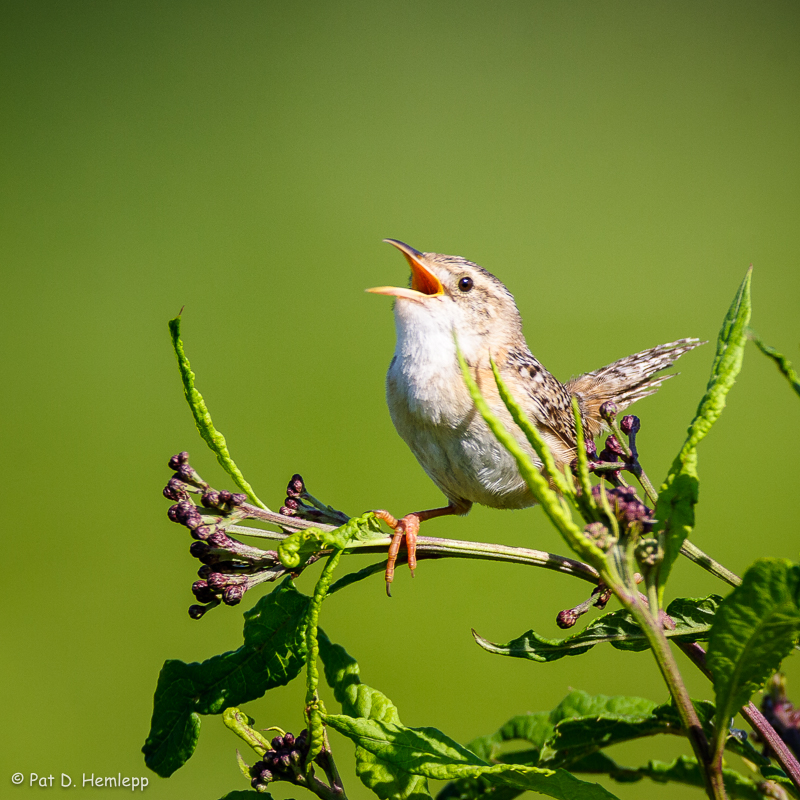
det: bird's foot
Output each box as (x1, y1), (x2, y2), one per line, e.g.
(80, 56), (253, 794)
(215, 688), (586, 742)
(373, 510), (420, 596)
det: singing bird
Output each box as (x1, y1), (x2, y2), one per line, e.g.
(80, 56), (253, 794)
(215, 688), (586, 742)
(368, 239), (702, 592)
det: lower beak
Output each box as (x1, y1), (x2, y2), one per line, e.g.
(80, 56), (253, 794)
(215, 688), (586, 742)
(367, 239), (444, 300)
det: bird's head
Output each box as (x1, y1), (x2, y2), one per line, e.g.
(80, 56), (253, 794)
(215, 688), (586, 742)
(368, 239), (524, 363)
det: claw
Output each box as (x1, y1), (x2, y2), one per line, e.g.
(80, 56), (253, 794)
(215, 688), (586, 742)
(374, 510), (420, 593)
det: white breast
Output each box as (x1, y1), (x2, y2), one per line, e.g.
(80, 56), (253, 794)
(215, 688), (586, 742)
(386, 298), (537, 511)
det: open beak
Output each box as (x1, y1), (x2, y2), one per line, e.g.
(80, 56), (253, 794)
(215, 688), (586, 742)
(367, 239), (445, 300)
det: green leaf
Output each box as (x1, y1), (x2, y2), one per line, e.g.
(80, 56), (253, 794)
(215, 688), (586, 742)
(749, 333), (800, 399)
(278, 513), (383, 569)
(707, 558), (800, 759)
(576, 754), (767, 800)
(439, 691), (770, 800)
(319, 632), (432, 800)
(142, 577), (310, 777)
(473, 595), (721, 661)
(656, 268), (751, 591)
(168, 314), (268, 509)
(324, 714), (620, 799)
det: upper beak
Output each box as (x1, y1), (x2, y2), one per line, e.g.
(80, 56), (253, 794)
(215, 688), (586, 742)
(366, 239), (445, 300)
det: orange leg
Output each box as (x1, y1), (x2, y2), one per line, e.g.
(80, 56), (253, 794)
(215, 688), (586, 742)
(373, 505), (459, 595)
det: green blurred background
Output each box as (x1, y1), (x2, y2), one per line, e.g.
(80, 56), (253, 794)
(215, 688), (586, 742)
(2, 2), (799, 798)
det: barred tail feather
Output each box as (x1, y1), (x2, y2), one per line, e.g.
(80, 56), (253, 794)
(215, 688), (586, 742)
(566, 338), (705, 435)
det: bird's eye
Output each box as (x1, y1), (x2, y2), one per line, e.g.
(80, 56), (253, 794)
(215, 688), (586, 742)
(458, 276), (474, 292)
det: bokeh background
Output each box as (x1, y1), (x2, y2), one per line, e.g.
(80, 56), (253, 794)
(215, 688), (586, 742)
(2, 2), (799, 798)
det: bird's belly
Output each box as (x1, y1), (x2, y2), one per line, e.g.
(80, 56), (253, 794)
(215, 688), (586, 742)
(389, 392), (538, 510)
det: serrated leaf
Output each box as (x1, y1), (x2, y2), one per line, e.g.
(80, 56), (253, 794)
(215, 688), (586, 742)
(319, 632), (431, 800)
(142, 577), (310, 777)
(168, 314), (267, 509)
(473, 596), (720, 661)
(576, 754), (767, 800)
(278, 513), (383, 569)
(439, 691), (769, 800)
(656, 268), (751, 591)
(750, 333), (800, 399)
(550, 697), (766, 769)
(707, 558), (800, 760)
(324, 714), (620, 799)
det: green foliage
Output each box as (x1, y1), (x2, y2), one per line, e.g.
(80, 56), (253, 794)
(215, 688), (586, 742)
(473, 596), (721, 661)
(168, 314), (268, 509)
(142, 578), (310, 776)
(587, 755), (771, 800)
(439, 692), (772, 800)
(749, 332), (800, 398)
(707, 558), (800, 759)
(655, 268), (751, 592)
(152, 273), (800, 800)
(278, 513), (384, 569)
(319, 632), (433, 800)
(324, 713), (619, 800)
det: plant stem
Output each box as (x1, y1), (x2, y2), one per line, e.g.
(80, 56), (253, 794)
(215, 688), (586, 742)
(624, 597), (726, 799)
(227, 524), (601, 584)
(679, 540), (741, 587)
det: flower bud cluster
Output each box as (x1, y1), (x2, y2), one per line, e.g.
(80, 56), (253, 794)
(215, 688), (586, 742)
(592, 485), (654, 534)
(583, 521), (615, 552)
(280, 474), (350, 527)
(250, 730), (309, 790)
(164, 452), (289, 619)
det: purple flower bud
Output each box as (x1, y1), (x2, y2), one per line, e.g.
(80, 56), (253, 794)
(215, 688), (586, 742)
(585, 439), (598, 459)
(603, 435), (625, 457)
(208, 531), (234, 549)
(207, 572), (247, 591)
(191, 525), (214, 540)
(279, 505), (296, 517)
(201, 490), (221, 508)
(219, 490), (232, 504)
(599, 401), (618, 421)
(279, 753), (291, 768)
(231, 493), (247, 506)
(284, 732), (295, 746)
(621, 415), (640, 436)
(271, 737), (283, 750)
(175, 464), (196, 482)
(189, 604), (214, 620)
(171, 500), (203, 529)
(223, 585), (247, 605)
(163, 479), (189, 502)
(284, 497), (299, 511)
(584, 521), (613, 551)
(287, 474), (305, 498)
(197, 565), (212, 579)
(192, 580), (217, 604)
(189, 541), (221, 564)
(168, 452), (190, 470)
(556, 609), (580, 629)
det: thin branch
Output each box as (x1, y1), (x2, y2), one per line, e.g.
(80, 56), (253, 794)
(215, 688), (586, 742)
(227, 522), (600, 585)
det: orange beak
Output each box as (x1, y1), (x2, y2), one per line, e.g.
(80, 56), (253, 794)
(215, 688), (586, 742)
(367, 239), (444, 300)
